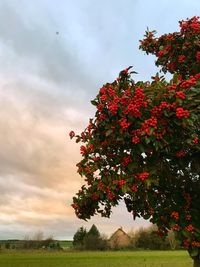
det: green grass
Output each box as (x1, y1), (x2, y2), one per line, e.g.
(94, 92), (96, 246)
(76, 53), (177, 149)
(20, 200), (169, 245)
(58, 240), (73, 248)
(0, 250), (193, 267)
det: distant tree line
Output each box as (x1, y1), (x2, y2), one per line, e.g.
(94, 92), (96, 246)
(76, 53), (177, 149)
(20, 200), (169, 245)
(0, 225), (182, 251)
(73, 224), (181, 251)
(20, 237), (61, 250)
(0, 231), (61, 250)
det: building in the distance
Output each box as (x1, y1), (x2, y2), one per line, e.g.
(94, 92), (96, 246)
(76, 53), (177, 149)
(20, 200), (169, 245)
(108, 227), (131, 249)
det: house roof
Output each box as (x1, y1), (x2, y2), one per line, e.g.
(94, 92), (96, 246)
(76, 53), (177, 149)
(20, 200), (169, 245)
(109, 227), (131, 240)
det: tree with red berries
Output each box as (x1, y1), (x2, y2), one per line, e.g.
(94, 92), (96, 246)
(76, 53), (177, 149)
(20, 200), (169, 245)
(70, 17), (200, 267)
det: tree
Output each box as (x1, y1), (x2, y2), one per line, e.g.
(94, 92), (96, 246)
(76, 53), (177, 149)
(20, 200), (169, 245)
(21, 234), (58, 250)
(33, 230), (44, 241)
(5, 242), (10, 249)
(84, 224), (107, 250)
(73, 225), (107, 250)
(135, 225), (171, 250)
(70, 16), (200, 267)
(87, 224), (100, 237)
(72, 226), (87, 249)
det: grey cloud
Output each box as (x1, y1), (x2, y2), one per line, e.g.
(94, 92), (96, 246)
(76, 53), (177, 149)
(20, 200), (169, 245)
(0, 1), (96, 93)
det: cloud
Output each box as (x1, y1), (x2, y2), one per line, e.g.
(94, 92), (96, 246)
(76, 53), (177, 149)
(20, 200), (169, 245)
(0, 1), (97, 91)
(0, 82), (85, 186)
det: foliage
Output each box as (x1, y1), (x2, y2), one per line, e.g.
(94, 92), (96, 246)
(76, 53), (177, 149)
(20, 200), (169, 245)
(84, 233), (107, 251)
(73, 225), (107, 250)
(0, 238), (63, 251)
(87, 224), (100, 237)
(72, 226), (87, 249)
(5, 242), (11, 249)
(70, 16), (200, 261)
(20, 238), (61, 250)
(134, 225), (179, 250)
(140, 16), (200, 77)
(84, 224), (107, 250)
(72, 224), (180, 251)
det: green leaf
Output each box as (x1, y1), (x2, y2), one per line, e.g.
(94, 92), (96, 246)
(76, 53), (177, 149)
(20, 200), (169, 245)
(146, 179), (153, 188)
(128, 162), (137, 171)
(149, 127), (154, 135)
(182, 230), (191, 238)
(121, 185), (128, 194)
(154, 141), (161, 151)
(106, 129), (113, 136)
(189, 248), (199, 257)
(163, 110), (169, 117)
(168, 220), (177, 228)
(190, 87), (199, 93)
(172, 73), (178, 83)
(143, 213), (151, 219)
(138, 143), (144, 153)
(91, 100), (98, 106)
(145, 137), (151, 144)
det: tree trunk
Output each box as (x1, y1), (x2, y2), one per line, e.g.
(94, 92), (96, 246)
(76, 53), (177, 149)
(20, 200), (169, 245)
(193, 258), (200, 267)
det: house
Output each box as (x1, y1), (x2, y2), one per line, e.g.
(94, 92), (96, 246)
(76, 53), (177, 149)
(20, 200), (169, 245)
(108, 227), (131, 249)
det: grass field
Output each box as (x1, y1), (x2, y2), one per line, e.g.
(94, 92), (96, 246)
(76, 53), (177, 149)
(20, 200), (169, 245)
(0, 250), (193, 267)
(58, 240), (73, 249)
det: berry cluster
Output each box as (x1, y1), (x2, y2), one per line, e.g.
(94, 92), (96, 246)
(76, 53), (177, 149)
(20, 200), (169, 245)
(176, 150), (186, 158)
(175, 91), (185, 99)
(131, 184), (138, 192)
(185, 224), (195, 233)
(192, 137), (199, 144)
(108, 101), (118, 115)
(100, 94), (107, 101)
(106, 189), (115, 201)
(180, 16), (200, 34)
(118, 118), (130, 130)
(99, 87), (107, 94)
(138, 172), (150, 181)
(171, 211), (179, 221)
(119, 180), (126, 187)
(180, 77), (196, 89)
(176, 107), (190, 118)
(132, 136), (140, 144)
(171, 225), (180, 231)
(80, 145), (87, 155)
(92, 192), (99, 200)
(192, 241), (200, 247)
(122, 156), (131, 166)
(108, 87), (115, 97)
(125, 103), (141, 117)
(140, 16), (200, 76)
(196, 51), (200, 61)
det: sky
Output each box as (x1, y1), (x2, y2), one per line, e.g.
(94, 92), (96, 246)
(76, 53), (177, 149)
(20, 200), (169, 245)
(0, 0), (199, 240)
